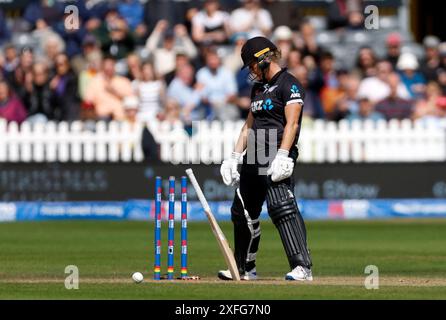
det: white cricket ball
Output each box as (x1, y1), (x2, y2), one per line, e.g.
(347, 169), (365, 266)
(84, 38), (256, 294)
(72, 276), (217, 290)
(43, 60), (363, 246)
(132, 272), (144, 283)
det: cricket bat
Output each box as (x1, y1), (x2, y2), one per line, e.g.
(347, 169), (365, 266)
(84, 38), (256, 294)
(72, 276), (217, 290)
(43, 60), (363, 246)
(185, 168), (241, 281)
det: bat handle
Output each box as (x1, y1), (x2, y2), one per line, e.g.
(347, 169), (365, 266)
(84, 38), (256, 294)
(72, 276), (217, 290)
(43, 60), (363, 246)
(185, 169), (211, 212)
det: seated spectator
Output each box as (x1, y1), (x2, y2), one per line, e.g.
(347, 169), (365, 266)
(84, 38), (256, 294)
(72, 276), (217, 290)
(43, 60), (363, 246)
(192, 0), (231, 46)
(23, 62), (57, 122)
(420, 36), (441, 82)
(229, 0), (273, 38)
(298, 20), (323, 64)
(347, 97), (385, 122)
(223, 32), (248, 73)
(385, 32), (402, 69)
(161, 98), (183, 125)
(164, 52), (192, 85)
(146, 20), (198, 77)
(412, 82), (446, 121)
(357, 60), (410, 103)
(287, 48), (302, 70)
(50, 53), (80, 121)
(84, 55), (134, 121)
(375, 73), (413, 120)
(101, 17), (136, 60)
(397, 52), (426, 99)
(71, 34), (102, 74)
(126, 53), (142, 81)
(132, 61), (165, 122)
(319, 52), (342, 114)
(196, 50), (238, 121)
(79, 51), (102, 101)
(353, 46), (377, 78)
(8, 47), (34, 99)
(1, 44), (19, 77)
(273, 26), (294, 66)
(291, 65), (324, 119)
(0, 80), (27, 124)
(167, 63), (201, 124)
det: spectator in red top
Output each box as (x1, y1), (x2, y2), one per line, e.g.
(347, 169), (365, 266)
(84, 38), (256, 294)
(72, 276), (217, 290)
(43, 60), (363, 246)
(0, 80), (27, 124)
(385, 32), (402, 69)
(375, 73), (414, 120)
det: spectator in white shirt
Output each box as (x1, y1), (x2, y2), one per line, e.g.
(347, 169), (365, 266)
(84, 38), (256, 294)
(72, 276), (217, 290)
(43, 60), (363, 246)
(196, 49), (238, 121)
(192, 0), (231, 46)
(146, 20), (198, 76)
(229, 0), (273, 38)
(357, 60), (411, 104)
(132, 61), (165, 122)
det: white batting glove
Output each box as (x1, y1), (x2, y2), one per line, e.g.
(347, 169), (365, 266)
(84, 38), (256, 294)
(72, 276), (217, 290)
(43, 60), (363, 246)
(267, 149), (294, 182)
(220, 152), (242, 186)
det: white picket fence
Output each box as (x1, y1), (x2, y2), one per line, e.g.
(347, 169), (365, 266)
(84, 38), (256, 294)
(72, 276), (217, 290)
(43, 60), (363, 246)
(0, 118), (445, 163)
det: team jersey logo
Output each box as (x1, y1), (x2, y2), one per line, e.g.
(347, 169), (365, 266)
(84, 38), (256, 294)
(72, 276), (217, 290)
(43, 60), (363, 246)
(251, 98), (274, 112)
(262, 99), (274, 110)
(290, 84), (301, 99)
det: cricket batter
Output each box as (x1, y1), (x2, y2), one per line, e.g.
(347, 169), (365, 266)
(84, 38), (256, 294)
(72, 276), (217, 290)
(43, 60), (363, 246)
(219, 37), (313, 281)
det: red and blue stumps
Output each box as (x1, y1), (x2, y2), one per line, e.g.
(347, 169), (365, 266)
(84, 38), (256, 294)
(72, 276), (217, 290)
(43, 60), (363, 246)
(153, 176), (162, 280)
(180, 176), (188, 279)
(167, 177), (175, 280)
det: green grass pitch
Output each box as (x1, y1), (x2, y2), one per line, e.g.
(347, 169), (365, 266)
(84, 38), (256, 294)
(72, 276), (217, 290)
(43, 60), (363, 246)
(0, 219), (445, 299)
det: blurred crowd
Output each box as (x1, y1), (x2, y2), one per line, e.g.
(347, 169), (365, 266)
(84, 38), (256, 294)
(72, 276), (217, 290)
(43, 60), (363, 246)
(1, 0), (446, 130)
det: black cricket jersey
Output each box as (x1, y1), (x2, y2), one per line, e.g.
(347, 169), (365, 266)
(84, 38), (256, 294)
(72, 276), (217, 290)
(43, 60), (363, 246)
(247, 68), (305, 165)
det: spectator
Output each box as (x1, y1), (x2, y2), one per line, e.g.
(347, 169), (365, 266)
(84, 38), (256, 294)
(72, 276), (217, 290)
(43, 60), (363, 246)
(50, 53), (80, 121)
(84, 56), (134, 121)
(126, 53), (142, 81)
(357, 60), (410, 103)
(192, 0), (231, 46)
(375, 73), (413, 120)
(146, 20), (198, 77)
(71, 34), (102, 74)
(412, 81), (446, 121)
(196, 50), (238, 121)
(319, 52), (341, 114)
(396, 52), (426, 99)
(229, 0), (273, 38)
(132, 61), (165, 122)
(1, 44), (19, 77)
(385, 32), (402, 69)
(101, 17), (136, 60)
(420, 36), (441, 82)
(31, 20), (65, 67)
(167, 63), (201, 124)
(291, 65), (324, 119)
(161, 98), (182, 125)
(287, 48), (302, 70)
(8, 47), (34, 98)
(298, 20), (323, 64)
(354, 46), (377, 78)
(78, 50), (102, 102)
(23, 62), (57, 122)
(0, 80), (27, 124)
(273, 26), (294, 66)
(164, 52), (192, 85)
(223, 32), (249, 73)
(122, 95), (160, 161)
(347, 97), (385, 122)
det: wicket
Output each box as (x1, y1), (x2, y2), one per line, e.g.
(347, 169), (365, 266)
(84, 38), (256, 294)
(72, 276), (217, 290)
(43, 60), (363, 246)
(153, 176), (188, 280)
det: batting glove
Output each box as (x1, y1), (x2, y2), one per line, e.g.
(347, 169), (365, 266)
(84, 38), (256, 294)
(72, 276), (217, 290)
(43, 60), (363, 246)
(220, 152), (242, 186)
(267, 149), (294, 182)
